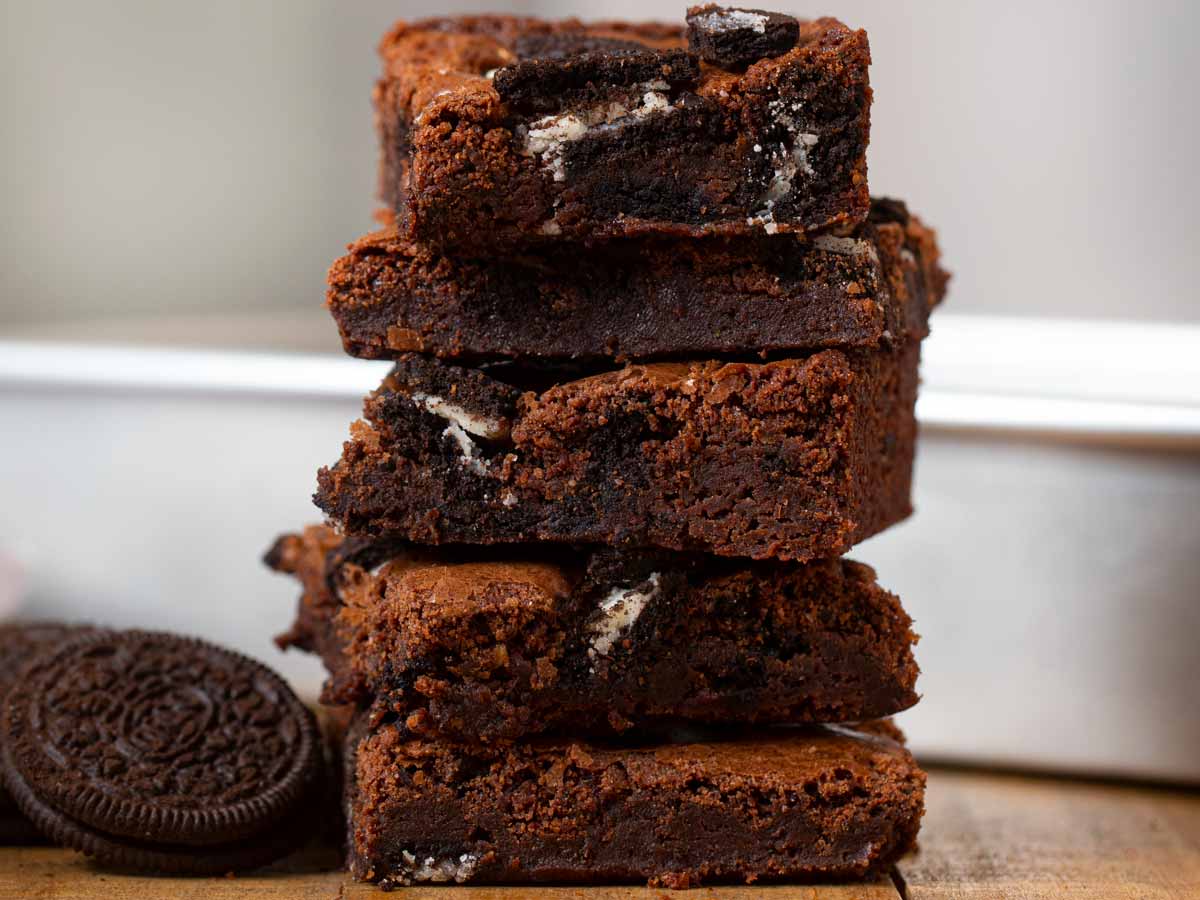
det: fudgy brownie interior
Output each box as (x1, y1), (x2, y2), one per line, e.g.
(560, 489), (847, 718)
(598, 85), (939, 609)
(327, 198), (948, 364)
(268, 526), (921, 746)
(316, 341), (919, 561)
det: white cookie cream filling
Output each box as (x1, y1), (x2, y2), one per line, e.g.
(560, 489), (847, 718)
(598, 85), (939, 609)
(409, 392), (506, 439)
(409, 391), (507, 476)
(748, 98), (819, 232)
(700, 9), (769, 33)
(400, 850), (479, 884)
(441, 421), (489, 476)
(586, 573), (661, 657)
(519, 81), (675, 182)
(814, 235), (880, 265)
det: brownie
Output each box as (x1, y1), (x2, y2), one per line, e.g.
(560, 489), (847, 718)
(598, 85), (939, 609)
(376, 11), (872, 250)
(345, 715), (925, 887)
(315, 341), (919, 561)
(328, 199), (946, 363)
(267, 526), (920, 745)
(269, 524), (350, 671)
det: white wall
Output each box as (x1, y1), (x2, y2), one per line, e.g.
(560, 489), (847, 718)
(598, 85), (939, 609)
(2, 0), (1197, 327)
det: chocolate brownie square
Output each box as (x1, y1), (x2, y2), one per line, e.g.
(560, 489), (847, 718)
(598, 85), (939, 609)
(328, 198), (946, 363)
(315, 341), (919, 561)
(376, 11), (872, 249)
(344, 715), (925, 887)
(267, 526), (920, 745)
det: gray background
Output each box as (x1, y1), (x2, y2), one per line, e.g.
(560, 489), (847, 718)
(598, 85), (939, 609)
(2, 0), (1198, 333)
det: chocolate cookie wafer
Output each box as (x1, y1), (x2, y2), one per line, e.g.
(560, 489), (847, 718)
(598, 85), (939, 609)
(0, 622), (96, 844)
(0, 629), (324, 873)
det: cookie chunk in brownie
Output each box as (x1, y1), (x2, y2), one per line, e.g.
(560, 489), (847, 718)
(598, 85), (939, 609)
(686, 5), (801, 69)
(328, 199), (947, 363)
(315, 342), (919, 562)
(345, 716), (925, 887)
(267, 526), (920, 745)
(377, 11), (872, 249)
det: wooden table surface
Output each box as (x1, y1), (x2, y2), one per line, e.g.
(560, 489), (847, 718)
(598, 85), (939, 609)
(1, 768), (1197, 899)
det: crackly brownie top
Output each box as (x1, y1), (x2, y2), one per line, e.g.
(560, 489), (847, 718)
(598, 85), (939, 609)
(360, 718), (916, 789)
(274, 523), (913, 680)
(336, 557), (575, 665)
(379, 10), (863, 126)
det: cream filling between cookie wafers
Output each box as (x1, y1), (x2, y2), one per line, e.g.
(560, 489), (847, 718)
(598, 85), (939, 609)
(699, 9), (769, 33)
(399, 850), (480, 884)
(748, 98), (819, 233)
(408, 391), (509, 476)
(587, 574), (662, 658)
(519, 81), (675, 182)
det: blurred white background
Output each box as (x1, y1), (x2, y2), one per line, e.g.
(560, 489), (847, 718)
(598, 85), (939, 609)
(1, 1), (1198, 780)
(2, 0), (1198, 334)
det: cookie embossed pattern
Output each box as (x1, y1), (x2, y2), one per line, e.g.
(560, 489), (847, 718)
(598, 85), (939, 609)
(0, 630), (323, 874)
(0, 623), (96, 845)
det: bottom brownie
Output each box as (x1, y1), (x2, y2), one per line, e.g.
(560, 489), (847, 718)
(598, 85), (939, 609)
(346, 716), (925, 888)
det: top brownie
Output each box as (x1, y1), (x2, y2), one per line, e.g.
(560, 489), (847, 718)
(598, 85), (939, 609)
(376, 8), (872, 250)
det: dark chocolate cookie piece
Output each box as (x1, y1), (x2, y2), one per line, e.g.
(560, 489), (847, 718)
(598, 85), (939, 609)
(382, 353), (521, 442)
(686, 5), (799, 69)
(494, 47), (699, 114)
(1, 761), (319, 875)
(512, 32), (648, 61)
(0, 622), (97, 686)
(0, 630), (321, 852)
(0, 621), (97, 843)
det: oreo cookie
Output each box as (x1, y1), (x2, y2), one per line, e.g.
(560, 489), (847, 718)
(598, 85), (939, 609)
(494, 47), (699, 114)
(0, 622), (95, 844)
(0, 622), (95, 688)
(685, 4), (800, 69)
(511, 32), (649, 61)
(0, 629), (323, 873)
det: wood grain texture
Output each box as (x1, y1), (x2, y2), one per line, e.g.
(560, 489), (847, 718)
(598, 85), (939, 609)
(897, 770), (1200, 899)
(348, 887), (900, 900)
(0, 845), (347, 899)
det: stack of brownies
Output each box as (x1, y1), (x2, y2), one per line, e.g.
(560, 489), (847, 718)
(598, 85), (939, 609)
(269, 5), (948, 888)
